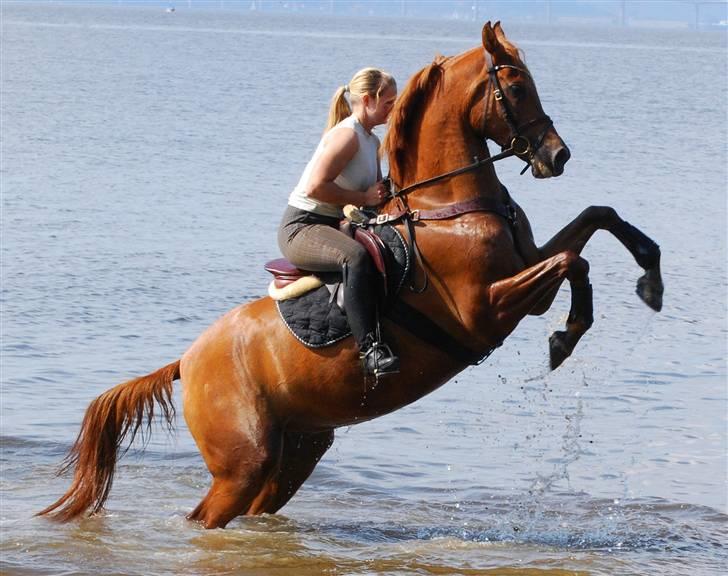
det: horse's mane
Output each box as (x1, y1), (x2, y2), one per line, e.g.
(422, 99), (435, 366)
(382, 56), (448, 177)
(382, 43), (527, 178)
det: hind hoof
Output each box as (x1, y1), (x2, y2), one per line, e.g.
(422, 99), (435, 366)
(637, 267), (663, 312)
(549, 330), (570, 370)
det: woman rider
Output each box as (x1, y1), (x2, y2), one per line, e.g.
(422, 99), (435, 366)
(278, 68), (399, 376)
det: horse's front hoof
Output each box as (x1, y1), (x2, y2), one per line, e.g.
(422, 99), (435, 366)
(636, 267), (663, 312)
(549, 330), (570, 370)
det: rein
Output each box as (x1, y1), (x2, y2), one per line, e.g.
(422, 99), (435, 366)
(388, 138), (522, 198)
(384, 49), (553, 202)
(364, 50), (553, 365)
(373, 50), (552, 274)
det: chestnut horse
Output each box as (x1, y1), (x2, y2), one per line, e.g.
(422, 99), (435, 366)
(39, 22), (663, 529)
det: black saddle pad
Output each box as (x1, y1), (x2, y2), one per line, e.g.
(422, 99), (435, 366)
(275, 224), (409, 348)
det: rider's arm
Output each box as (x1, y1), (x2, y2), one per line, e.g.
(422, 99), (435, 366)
(306, 128), (382, 207)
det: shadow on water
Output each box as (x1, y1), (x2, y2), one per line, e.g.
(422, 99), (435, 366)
(293, 498), (726, 553)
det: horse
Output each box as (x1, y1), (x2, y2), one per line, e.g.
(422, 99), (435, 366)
(38, 22), (663, 529)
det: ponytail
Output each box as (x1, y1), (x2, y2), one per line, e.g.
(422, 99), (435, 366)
(325, 85), (352, 131)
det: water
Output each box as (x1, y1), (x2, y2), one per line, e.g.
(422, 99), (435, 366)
(1, 3), (726, 575)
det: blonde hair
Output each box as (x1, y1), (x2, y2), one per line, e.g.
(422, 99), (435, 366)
(325, 67), (396, 131)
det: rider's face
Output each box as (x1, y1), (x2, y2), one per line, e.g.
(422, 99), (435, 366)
(367, 84), (397, 127)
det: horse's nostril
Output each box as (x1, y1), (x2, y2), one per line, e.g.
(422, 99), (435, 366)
(554, 147), (571, 171)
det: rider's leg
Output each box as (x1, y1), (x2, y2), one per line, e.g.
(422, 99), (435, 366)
(279, 217), (399, 375)
(342, 251), (400, 376)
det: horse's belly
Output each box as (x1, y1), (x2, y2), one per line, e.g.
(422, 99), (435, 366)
(179, 297), (462, 432)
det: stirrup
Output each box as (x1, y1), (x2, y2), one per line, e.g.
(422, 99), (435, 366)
(360, 341), (400, 376)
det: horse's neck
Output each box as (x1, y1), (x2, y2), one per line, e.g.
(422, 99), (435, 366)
(395, 123), (506, 209)
(392, 121), (514, 355)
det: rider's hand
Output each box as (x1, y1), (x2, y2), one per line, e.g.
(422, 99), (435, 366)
(363, 181), (387, 207)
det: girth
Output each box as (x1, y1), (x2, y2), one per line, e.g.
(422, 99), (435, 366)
(369, 195), (516, 226)
(360, 193), (516, 365)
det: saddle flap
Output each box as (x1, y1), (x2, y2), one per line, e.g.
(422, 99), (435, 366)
(271, 224), (410, 348)
(353, 228), (388, 277)
(266, 223), (407, 304)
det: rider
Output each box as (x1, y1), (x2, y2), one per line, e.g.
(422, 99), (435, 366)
(277, 67), (399, 376)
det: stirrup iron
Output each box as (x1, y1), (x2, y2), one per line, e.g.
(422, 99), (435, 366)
(360, 340), (400, 376)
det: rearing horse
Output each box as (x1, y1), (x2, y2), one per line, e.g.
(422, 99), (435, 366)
(39, 22), (663, 529)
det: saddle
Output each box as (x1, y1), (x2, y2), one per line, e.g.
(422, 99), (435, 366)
(265, 220), (392, 301)
(263, 212), (410, 348)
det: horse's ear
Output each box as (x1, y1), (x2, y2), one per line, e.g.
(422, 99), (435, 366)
(494, 21), (507, 43)
(482, 21), (497, 53)
(482, 21), (505, 59)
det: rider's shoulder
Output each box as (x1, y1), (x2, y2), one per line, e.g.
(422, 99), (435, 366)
(323, 124), (359, 151)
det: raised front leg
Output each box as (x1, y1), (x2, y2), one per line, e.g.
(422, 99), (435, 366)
(487, 251), (592, 370)
(537, 206), (663, 312)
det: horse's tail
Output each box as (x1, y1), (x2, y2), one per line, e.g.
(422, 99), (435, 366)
(37, 360), (180, 522)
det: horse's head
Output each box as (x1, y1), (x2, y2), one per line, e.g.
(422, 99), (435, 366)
(479, 22), (570, 178)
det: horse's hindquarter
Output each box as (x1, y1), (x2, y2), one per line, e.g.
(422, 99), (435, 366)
(180, 297), (463, 432)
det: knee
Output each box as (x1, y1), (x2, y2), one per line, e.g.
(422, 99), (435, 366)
(559, 250), (590, 280)
(583, 205), (618, 226)
(344, 245), (372, 273)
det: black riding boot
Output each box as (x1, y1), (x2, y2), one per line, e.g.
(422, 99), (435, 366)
(343, 260), (400, 376)
(360, 332), (400, 376)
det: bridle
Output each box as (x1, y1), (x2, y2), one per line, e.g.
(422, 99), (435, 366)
(483, 49), (553, 176)
(374, 50), (557, 291)
(387, 49), (553, 198)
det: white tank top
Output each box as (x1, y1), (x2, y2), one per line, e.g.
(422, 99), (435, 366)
(287, 115), (379, 218)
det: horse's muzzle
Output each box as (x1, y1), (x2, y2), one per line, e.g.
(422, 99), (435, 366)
(532, 138), (570, 178)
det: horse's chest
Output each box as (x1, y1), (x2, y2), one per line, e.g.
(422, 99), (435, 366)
(476, 225), (526, 281)
(419, 217), (523, 282)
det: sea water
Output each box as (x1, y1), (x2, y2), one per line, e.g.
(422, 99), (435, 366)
(1, 3), (726, 575)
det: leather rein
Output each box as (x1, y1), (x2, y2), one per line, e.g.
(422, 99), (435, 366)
(383, 49), (553, 204)
(371, 51), (553, 365)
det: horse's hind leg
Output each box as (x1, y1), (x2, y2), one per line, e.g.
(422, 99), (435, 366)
(186, 424), (282, 528)
(185, 420), (333, 525)
(183, 375), (284, 528)
(246, 429), (335, 514)
(488, 250), (592, 370)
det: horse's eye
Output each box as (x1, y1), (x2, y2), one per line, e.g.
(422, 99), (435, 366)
(509, 84), (525, 100)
